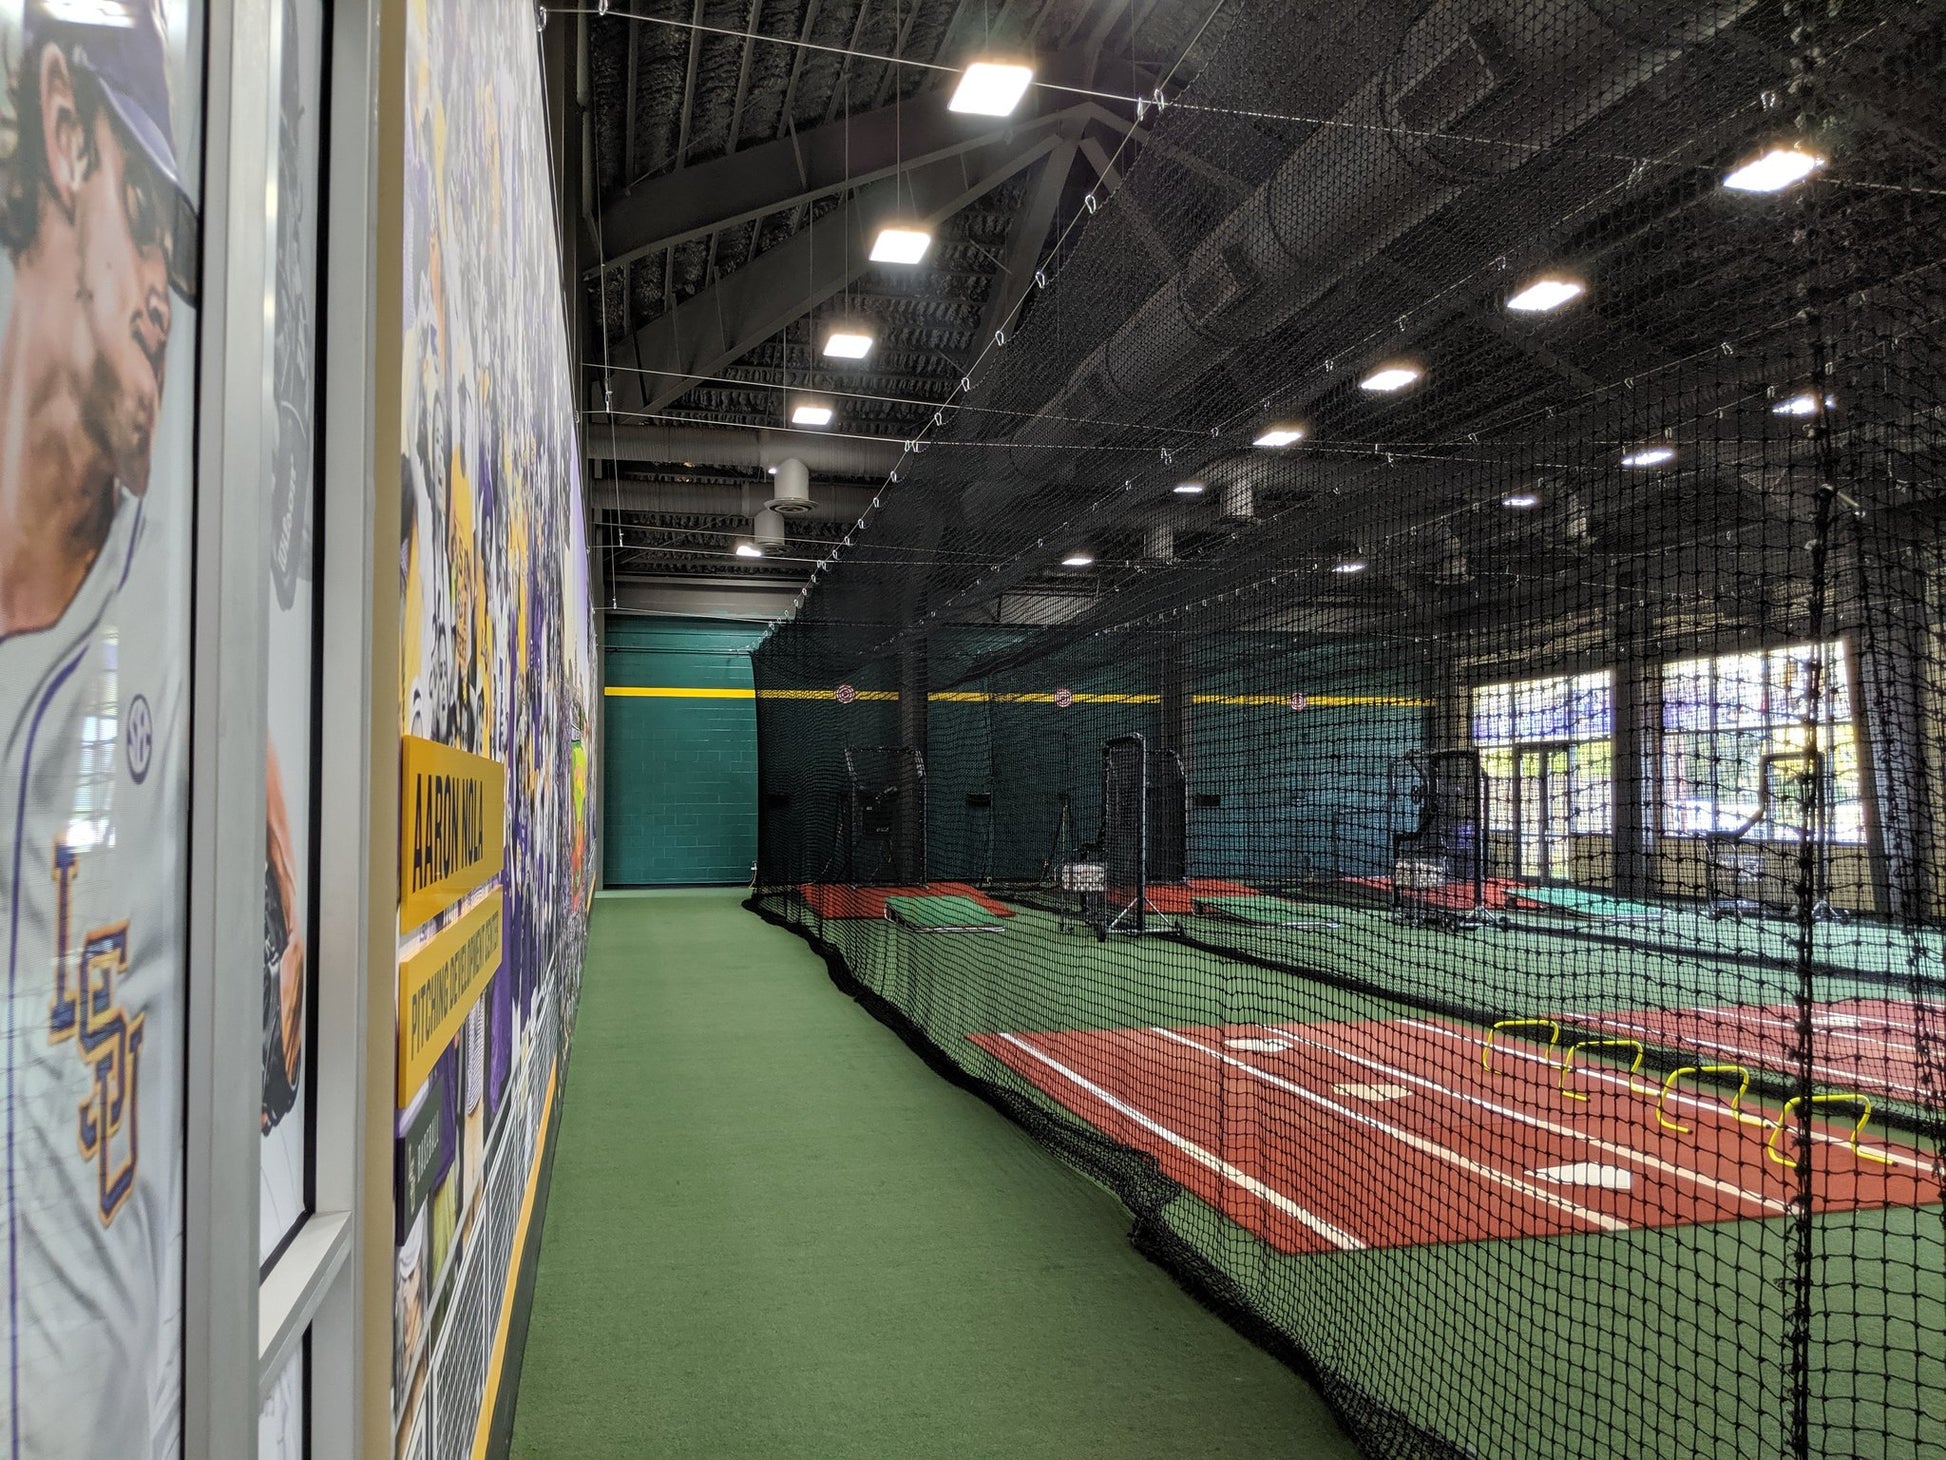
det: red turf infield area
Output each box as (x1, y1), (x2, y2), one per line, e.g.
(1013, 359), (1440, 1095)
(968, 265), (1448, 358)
(970, 1017), (1941, 1255)
(799, 882), (1015, 919)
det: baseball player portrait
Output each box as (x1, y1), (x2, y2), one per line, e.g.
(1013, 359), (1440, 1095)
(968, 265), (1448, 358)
(0, 1), (200, 1455)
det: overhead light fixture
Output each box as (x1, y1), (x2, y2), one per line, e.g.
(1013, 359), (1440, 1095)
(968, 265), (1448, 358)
(949, 60), (1035, 117)
(1501, 493), (1541, 509)
(1771, 393), (1825, 417)
(822, 326), (875, 360)
(1172, 481), (1206, 495)
(1253, 424), (1305, 448)
(1359, 363), (1423, 393)
(870, 225), (933, 264)
(1061, 551), (1095, 567)
(1507, 275), (1585, 313)
(735, 540), (764, 558)
(1331, 556), (1368, 575)
(1621, 445), (1676, 468)
(1723, 146), (1825, 193)
(791, 401), (835, 427)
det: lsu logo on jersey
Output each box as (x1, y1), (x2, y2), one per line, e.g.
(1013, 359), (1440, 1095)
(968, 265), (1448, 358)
(47, 843), (145, 1226)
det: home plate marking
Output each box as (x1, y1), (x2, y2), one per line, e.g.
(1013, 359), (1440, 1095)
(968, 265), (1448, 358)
(1226, 1037), (1290, 1053)
(1532, 1162), (1634, 1191)
(1336, 1082), (1409, 1103)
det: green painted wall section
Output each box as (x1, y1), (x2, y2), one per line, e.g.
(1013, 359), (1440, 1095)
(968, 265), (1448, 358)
(603, 618), (759, 885)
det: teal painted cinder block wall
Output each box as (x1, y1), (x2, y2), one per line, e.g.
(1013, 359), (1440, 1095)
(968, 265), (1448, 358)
(603, 617), (759, 885)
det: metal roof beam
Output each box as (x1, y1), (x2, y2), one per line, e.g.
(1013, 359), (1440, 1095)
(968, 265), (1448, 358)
(966, 140), (1075, 368)
(594, 96), (1110, 276)
(601, 129), (1068, 415)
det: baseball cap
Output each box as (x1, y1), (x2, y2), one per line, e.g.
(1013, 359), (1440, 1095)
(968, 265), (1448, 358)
(21, 0), (199, 300)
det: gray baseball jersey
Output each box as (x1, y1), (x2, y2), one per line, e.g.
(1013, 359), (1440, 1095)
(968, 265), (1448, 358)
(0, 495), (185, 1459)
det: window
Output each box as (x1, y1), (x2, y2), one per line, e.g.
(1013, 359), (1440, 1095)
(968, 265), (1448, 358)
(1471, 672), (1614, 836)
(1661, 642), (1862, 842)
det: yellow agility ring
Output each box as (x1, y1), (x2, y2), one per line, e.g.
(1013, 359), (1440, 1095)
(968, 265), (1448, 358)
(1557, 1039), (1647, 1102)
(1765, 1094), (1894, 1167)
(1655, 1064), (1760, 1133)
(1482, 1019), (1563, 1076)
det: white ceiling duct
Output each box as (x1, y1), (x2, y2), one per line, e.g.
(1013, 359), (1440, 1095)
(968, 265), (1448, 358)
(587, 426), (905, 477)
(597, 480), (874, 523)
(767, 458), (814, 515)
(753, 507), (786, 549)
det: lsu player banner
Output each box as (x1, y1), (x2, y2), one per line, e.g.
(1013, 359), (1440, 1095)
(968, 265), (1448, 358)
(398, 735), (506, 928)
(0, 2), (205, 1455)
(397, 889), (504, 1105)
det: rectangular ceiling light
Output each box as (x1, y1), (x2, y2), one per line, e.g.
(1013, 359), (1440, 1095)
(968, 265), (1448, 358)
(1507, 276), (1584, 313)
(791, 403), (834, 427)
(870, 226), (933, 264)
(735, 541), (764, 558)
(1724, 147), (1825, 193)
(1172, 481), (1206, 495)
(1621, 445), (1675, 468)
(1061, 552), (1094, 567)
(1253, 425), (1304, 448)
(950, 61), (1035, 117)
(1501, 493), (1540, 509)
(1359, 364), (1423, 393)
(822, 329), (875, 360)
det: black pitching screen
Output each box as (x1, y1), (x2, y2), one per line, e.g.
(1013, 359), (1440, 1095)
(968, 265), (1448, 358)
(742, 2), (1946, 1455)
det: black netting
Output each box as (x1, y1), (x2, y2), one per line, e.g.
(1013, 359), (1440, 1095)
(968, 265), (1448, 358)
(744, 3), (1946, 1455)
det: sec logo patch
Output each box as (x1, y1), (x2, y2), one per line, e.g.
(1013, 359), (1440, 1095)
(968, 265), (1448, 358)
(125, 694), (154, 783)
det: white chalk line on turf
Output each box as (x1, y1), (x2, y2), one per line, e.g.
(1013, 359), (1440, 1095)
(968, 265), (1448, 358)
(1261, 1022), (1784, 1215)
(992, 1032), (1367, 1252)
(1153, 1028), (1630, 1235)
(1403, 1018), (1932, 1175)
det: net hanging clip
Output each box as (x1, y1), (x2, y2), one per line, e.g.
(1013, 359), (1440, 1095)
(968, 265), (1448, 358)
(1655, 1064), (1760, 1133)
(1765, 1094), (1893, 1167)
(1482, 1019), (1562, 1076)
(1557, 1039), (1647, 1102)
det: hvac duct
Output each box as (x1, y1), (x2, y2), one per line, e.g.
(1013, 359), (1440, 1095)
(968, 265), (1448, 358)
(968, 0), (1757, 511)
(595, 479), (876, 523)
(1144, 525), (1176, 563)
(754, 508), (787, 549)
(767, 458), (814, 515)
(587, 425), (906, 477)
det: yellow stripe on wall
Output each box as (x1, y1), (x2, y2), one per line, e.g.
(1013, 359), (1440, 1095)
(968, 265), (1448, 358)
(604, 685), (756, 699)
(604, 686), (1432, 708)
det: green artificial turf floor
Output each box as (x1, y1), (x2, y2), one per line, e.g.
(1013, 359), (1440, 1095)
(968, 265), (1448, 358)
(780, 892), (1945, 1460)
(508, 890), (1358, 1458)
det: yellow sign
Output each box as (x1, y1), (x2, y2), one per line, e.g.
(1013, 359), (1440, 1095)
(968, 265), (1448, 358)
(399, 736), (506, 928)
(397, 889), (503, 1105)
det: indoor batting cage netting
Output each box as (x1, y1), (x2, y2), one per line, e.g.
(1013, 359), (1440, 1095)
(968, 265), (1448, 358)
(739, 2), (1946, 1455)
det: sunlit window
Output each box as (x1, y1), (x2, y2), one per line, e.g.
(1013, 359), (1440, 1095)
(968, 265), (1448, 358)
(1661, 642), (1862, 842)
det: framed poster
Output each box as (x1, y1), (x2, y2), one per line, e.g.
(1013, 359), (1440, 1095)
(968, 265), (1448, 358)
(261, 0), (327, 1268)
(0, 0), (205, 1453)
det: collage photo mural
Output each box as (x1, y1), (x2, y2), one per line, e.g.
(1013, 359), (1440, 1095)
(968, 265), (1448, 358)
(394, 0), (598, 1452)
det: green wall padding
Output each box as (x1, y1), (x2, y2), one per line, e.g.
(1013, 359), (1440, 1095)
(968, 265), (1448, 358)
(603, 618), (758, 885)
